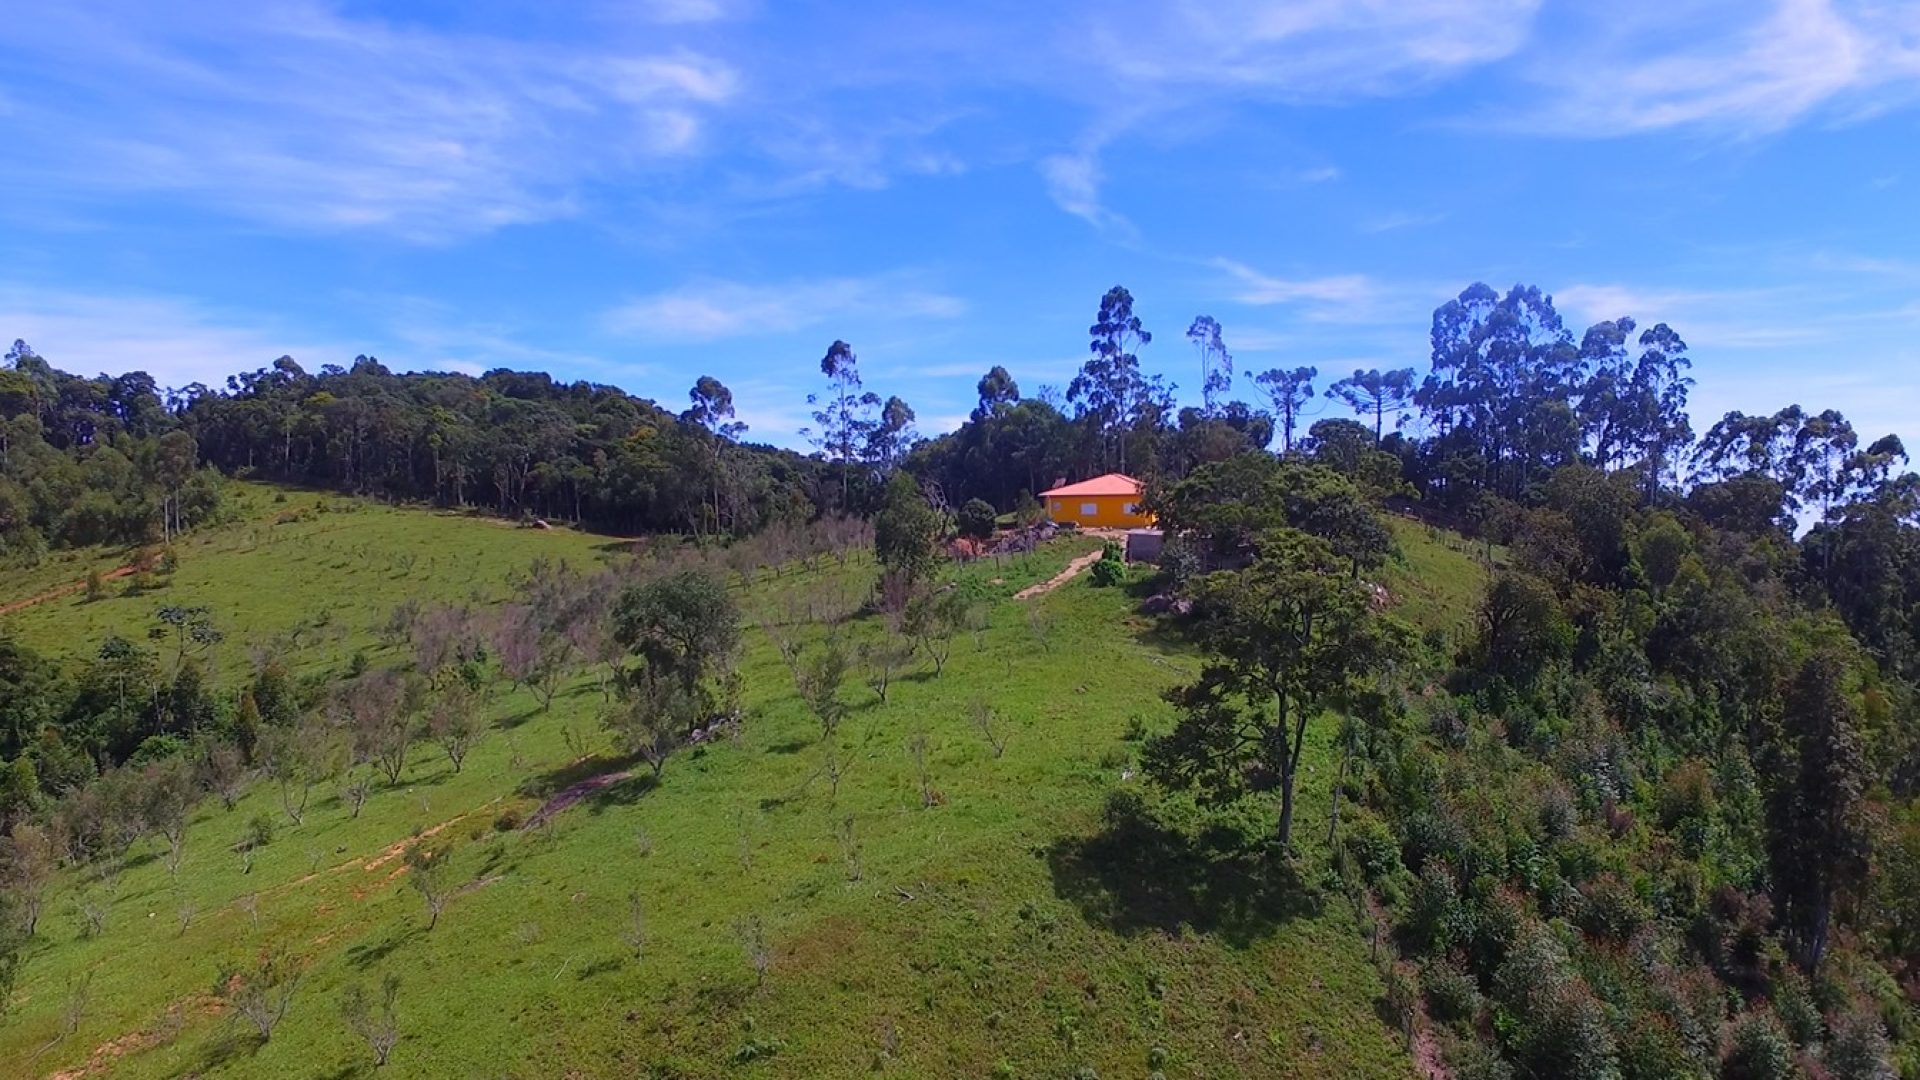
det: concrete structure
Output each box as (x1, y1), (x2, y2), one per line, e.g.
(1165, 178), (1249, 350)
(1039, 473), (1151, 529)
(1124, 528), (1164, 563)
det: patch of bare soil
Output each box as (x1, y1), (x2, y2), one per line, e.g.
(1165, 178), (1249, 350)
(1015, 550), (1105, 600)
(0, 561), (143, 618)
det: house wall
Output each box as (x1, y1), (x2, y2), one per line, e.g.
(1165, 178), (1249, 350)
(1045, 493), (1152, 529)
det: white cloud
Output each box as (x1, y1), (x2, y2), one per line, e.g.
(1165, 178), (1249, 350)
(0, 285), (343, 389)
(1039, 151), (1134, 234)
(606, 275), (967, 342)
(635, 0), (733, 25)
(1509, 0), (1920, 136)
(1087, 0), (1541, 99)
(0, 5), (741, 240)
(1212, 258), (1378, 311)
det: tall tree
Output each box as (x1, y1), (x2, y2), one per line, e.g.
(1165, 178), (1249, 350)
(1187, 316), (1232, 416)
(1071, 286), (1153, 474)
(1255, 366), (1318, 453)
(865, 395), (918, 473)
(683, 376), (747, 535)
(1767, 650), (1872, 974)
(805, 340), (879, 506)
(1325, 368), (1415, 443)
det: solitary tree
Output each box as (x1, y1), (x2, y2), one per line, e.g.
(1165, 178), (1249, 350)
(611, 569), (742, 734)
(404, 842), (451, 930)
(1143, 529), (1401, 849)
(214, 947), (302, 1043)
(340, 974), (402, 1067)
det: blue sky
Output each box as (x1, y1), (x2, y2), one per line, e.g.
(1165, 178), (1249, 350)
(2, 0), (1917, 451)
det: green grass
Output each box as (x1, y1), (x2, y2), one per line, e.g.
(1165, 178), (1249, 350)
(1, 483), (613, 679)
(0, 491), (1432, 1078)
(1381, 515), (1493, 640)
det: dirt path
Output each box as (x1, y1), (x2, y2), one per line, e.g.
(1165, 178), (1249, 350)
(1015, 549), (1105, 600)
(522, 770), (632, 830)
(0, 561), (143, 618)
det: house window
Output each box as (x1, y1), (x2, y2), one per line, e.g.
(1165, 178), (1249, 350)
(1050, 500), (1061, 513)
(1080, 502), (1099, 517)
(1124, 503), (1141, 515)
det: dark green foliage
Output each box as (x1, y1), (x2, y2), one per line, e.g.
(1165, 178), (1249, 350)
(1722, 1010), (1794, 1080)
(1767, 650), (1871, 973)
(1089, 542), (1124, 587)
(873, 472), (941, 584)
(956, 498), (997, 540)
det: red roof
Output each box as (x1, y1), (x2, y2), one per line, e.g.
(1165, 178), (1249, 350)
(1039, 473), (1143, 498)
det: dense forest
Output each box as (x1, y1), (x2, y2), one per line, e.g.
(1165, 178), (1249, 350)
(5, 280), (1920, 1078)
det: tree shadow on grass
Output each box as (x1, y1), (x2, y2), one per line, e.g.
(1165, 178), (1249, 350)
(346, 925), (423, 970)
(1045, 794), (1320, 948)
(516, 752), (635, 801)
(585, 772), (658, 814)
(493, 706), (545, 731)
(185, 1026), (258, 1074)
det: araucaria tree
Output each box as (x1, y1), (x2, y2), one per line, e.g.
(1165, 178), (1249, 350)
(1144, 528), (1401, 849)
(1255, 367), (1318, 452)
(1325, 368), (1415, 443)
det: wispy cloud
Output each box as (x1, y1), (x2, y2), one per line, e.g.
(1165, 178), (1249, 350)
(1360, 211), (1447, 235)
(1508, 0), (1920, 136)
(606, 274), (967, 342)
(1086, 0), (1540, 99)
(0, 4), (740, 240)
(1212, 258), (1379, 312)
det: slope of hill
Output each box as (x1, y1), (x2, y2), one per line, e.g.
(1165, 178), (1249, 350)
(0, 487), (1465, 1078)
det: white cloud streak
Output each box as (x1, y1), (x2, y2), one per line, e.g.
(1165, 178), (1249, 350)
(1509, 0), (1920, 136)
(606, 275), (967, 342)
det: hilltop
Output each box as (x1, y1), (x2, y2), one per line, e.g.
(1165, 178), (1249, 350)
(0, 484), (1479, 1077)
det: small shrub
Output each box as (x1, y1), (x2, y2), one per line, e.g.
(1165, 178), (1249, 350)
(492, 807), (523, 832)
(1089, 542), (1125, 587)
(245, 813), (275, 850)
(1423, 960), (1481, 1026)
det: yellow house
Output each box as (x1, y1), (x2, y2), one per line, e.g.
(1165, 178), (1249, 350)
(1040, 473), (1152, 529)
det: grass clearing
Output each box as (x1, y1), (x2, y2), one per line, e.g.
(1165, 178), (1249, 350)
(0, 490), (1430, 1078)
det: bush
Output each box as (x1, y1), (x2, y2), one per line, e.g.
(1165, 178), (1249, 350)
(245, 813), (275, 849)
(1575, 872), (1651, 942)
(956, 498), (997, 540)
(1722, 1010), (1794, 1080)
(1423, 960), (1482, 1026)
(1089, 542), (1125, 587)
(493, 807), (524, 832)
(1344, 814), (1404, 888)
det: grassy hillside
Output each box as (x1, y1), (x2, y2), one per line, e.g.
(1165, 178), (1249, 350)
(0, 488), (1464, 1078)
